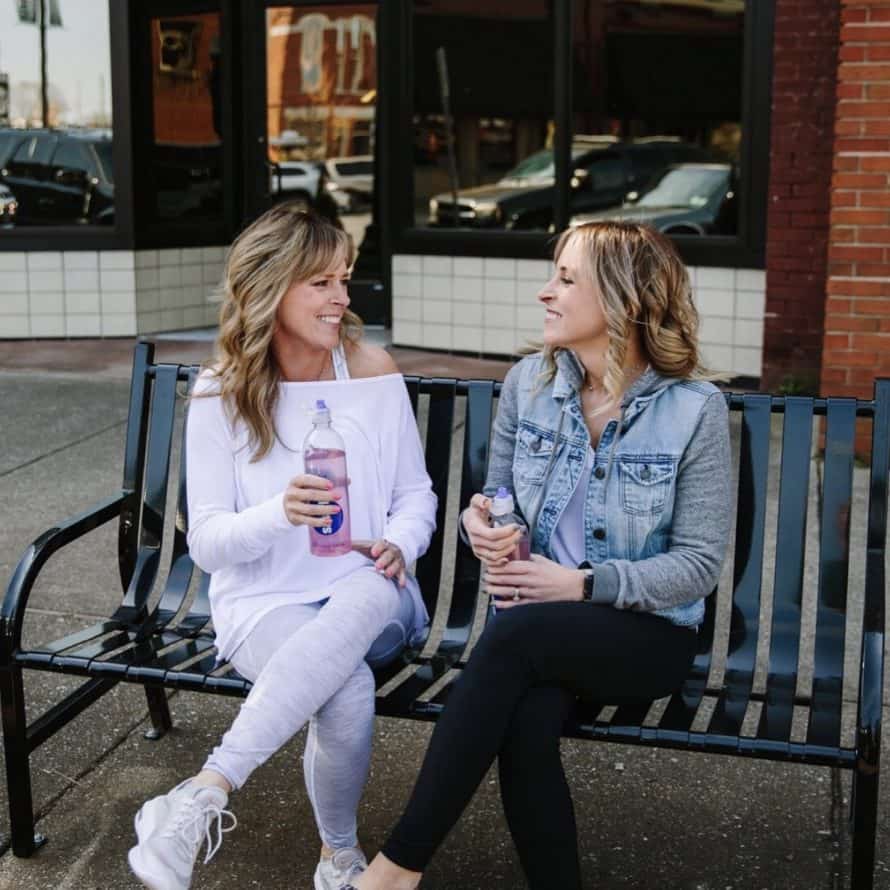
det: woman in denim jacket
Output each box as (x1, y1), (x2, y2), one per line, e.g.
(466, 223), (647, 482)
(353, 222), (732, 890)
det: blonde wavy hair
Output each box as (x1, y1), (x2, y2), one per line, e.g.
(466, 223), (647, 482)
(199, 202), (362, 461)
(538, 221), (717, 404)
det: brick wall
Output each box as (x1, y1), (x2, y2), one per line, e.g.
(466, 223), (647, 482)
(822, 0), (890, 413)
(762, 0), (841, 392)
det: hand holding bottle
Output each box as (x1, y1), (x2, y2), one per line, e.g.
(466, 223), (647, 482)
(283, 474), (343, 528)
(461, 490), (526, 566)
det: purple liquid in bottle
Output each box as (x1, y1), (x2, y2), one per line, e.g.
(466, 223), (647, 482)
(304, 401), (352, 557)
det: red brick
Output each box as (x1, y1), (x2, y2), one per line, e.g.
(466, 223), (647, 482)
(824, 349), (881, 367)
(832, 279), (890, 296)
(837, 138), (890, 152)
(865, 83), (890, 100)
(840, 62), (890, 80)
(863, 119), (890, 135)
(854, 293), (890, 309)
(859, 156), (890, 172)
(824, 333), (853, 350)
(840, 45), (868, 62)
(831, 192), (858, 210)
(837, 101), (890, 119)
(841, 25), (890, 43)
(826, 315), (881, 332)
(855, 226), (890, 242)
(858, 190), (890, 207)
(826, 296), (854, 313)
(858, 262), (890, 275)
(854, 333), (890, 351)
(830, 209), (888, 225)
(864, 44), (890, 62)
(832, 171), (886, 187)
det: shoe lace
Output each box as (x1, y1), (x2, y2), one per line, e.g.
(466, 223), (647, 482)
(162, 795), (238, 865)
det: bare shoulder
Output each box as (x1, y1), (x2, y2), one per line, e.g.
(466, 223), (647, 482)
(345, 340), (400, 378)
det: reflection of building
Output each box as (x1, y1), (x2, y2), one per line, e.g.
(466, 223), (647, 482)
(267, 6), (376, 161)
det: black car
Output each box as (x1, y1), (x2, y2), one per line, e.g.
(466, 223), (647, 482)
(571, 163), (737, 236)
(428, 137), (713, 230)
(0, 129), (114, 226)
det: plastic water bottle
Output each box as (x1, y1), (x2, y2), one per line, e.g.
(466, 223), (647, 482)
(490, 487), (530, 561)
(303, 399), (351, 557)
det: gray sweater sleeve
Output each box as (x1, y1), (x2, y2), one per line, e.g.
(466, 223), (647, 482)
(590, 390), (732, 611)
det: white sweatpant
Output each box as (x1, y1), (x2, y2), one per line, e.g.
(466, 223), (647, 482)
(204, 566), (414, 849)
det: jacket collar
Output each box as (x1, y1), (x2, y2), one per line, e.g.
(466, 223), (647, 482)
(551, 349), (677, 422)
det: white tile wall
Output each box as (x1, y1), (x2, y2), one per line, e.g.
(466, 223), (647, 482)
(391, 253), (767, 376)
(0, 246), (227, 338)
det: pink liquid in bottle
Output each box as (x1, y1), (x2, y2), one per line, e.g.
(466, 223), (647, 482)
(513, 529), (531, 561)
(304, 400), (352, 557)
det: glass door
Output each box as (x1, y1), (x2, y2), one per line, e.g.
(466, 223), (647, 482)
(251, 3), (384, 323)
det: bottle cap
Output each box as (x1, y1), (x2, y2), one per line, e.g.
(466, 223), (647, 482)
(491, 486), (515, 516)
(311, 399), (331, 422)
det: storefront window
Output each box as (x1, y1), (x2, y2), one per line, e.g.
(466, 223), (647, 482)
(412, 0), (554, 231)
(568, 0), (744, 237)
(0, 0), (114, 229)
(146, 11), (224, 224)
(265, 5), (377, 248)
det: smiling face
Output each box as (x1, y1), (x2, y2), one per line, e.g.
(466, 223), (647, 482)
(538, 234), (608, 351)
(274, 256), (351, 352)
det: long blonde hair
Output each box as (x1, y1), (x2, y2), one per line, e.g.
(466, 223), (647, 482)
(540, 221), (714, 403)
(201, 202), (362, 461)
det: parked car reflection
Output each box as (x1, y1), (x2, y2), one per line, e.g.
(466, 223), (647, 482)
(570, 163), (737, 236)
(0, 128), (114, 226)
(428, 137), (712, 230)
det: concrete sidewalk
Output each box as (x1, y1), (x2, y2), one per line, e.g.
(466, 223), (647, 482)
(0, 336), (887, 889)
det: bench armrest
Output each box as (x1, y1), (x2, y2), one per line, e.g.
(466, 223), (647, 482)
(0, 493), (126, 658)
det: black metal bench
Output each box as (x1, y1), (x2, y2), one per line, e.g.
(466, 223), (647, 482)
(2, 341), (888, 889)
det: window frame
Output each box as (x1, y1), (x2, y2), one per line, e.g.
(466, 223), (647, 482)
(382, 0), (774, 268)
(0, 0), (133, 252)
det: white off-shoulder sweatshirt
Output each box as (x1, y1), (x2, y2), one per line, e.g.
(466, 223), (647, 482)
(186, 370), (438, 661)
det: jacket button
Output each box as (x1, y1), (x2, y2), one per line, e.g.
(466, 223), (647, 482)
(530, 437), (541, 452)
(640, 465), (651, 480)
(593, 466), (605, 479)
(593, 528), (606, 540)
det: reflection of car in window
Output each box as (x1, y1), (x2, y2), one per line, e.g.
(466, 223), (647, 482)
(569, 163), (736, 237)
(427, 137), (712, 230)
(0, 129), (114, 226)
(269, 161), (321, 203)
(323, 155), (373, 213)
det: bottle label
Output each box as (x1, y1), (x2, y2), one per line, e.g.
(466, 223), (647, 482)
(314, 508), (344, 536)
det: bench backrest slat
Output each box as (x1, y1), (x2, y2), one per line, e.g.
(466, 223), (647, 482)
(807, 398), (857, 748)
(115, 364), (180, 621)
(414, 379), (457, 617)
(757, 396), (814, 741)
(707, 394), (772, 736)
(440, 380), (497, 657)
(119, 341), (155, 593)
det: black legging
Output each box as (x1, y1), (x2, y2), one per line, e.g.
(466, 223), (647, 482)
(381, 603), (698, 889)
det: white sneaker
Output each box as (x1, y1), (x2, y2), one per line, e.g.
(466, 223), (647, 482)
(313, 846), (368, 890)
(127, 780), (236, 890)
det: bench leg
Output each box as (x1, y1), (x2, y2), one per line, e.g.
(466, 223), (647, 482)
(143, 686), (172, 740)
(850, 762), (878, 890)
(0, 666), (46, 856)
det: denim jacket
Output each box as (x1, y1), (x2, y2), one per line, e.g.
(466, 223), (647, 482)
(483, 350), (732, 627)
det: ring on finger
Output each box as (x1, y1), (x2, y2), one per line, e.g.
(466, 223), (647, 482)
(513, 587), (521, 602)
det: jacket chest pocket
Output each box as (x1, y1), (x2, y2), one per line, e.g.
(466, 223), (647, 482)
(618, 458), (675, 516)
(514, 426), (555, 485)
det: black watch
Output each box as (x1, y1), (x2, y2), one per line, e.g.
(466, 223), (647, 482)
(578, 560), (595, 602)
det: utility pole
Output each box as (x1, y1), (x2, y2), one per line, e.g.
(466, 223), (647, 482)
(39, 0), (48, 126)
